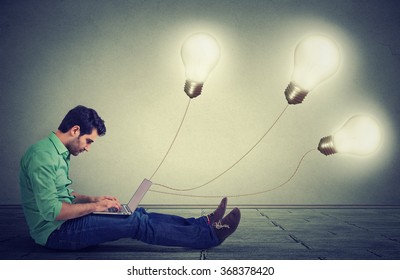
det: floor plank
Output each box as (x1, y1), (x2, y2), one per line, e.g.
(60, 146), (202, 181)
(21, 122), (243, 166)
(1, 206), (400, 260)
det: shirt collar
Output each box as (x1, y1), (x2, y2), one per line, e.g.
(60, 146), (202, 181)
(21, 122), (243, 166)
(48, 132), (70, 160)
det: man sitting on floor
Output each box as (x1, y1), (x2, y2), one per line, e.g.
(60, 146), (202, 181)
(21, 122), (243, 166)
(19, 105), (240, 250)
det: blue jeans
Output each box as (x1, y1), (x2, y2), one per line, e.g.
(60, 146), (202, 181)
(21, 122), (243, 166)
(45, 208), (220, 250)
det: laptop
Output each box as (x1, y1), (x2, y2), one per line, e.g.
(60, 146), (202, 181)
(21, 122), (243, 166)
(92, 178), (152, 216)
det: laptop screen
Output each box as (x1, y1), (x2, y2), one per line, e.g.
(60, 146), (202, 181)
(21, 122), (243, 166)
(127, 178), (152, 211)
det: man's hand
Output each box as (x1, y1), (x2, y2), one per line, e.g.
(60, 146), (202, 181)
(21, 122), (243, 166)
(57, 194), (122, 221)
(92, 196), (122, 212)
(92, 195), (119, 203)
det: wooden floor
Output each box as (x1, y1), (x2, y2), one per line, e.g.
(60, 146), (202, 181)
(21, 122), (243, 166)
(1, 205), (400, 260)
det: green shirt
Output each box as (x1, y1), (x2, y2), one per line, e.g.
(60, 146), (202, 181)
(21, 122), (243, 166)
(19, 132), (75, 246)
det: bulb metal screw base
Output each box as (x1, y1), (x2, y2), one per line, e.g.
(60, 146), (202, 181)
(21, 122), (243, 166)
(184, 80), (203, 98)
(284, 82), (309, 105)
(318, 135), (337, 156)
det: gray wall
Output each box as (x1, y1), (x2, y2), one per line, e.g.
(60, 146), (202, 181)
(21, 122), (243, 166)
(1, 0), (399, 206)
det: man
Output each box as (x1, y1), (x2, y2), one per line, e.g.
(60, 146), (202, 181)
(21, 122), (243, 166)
(19, 105), (241, 250)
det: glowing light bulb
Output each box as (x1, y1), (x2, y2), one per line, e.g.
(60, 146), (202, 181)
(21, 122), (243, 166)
(318, 115), (382, 156)
(181, 32), (220, 98)
(284, 35), (341, 104)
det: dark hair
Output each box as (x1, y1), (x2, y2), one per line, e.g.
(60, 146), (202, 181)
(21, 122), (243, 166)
(58, 105), (106, 136)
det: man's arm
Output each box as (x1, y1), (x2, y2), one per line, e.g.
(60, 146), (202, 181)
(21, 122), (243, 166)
(72, 192), (120, 204)
(56, 202), (98, 220)
(71, 192), (95, 203)
(56, 196), (121, 221)
(24, 150), (121, 221)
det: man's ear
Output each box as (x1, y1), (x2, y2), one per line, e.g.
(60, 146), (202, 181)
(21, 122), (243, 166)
(70, 125), (81, 137)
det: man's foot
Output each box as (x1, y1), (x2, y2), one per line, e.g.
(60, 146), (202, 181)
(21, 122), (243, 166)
(213, 207), (241, 244)
(206, 197), (227, 225)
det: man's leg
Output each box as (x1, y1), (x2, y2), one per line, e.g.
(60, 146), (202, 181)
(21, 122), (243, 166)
(45, 199), (238, 250)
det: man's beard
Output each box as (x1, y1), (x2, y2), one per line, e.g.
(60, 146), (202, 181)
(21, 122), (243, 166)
(66, 138), (84, 156)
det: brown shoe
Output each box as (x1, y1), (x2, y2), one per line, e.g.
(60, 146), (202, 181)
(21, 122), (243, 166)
(206, 197), (227, 225)
(213, 207), (241, 244)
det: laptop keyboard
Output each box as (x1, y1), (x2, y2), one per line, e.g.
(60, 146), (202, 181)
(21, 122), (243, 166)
(107, 205), (130, 214)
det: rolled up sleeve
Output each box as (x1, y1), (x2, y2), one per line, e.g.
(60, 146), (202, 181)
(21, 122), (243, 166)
(27, 151), (64, 221)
